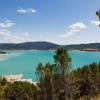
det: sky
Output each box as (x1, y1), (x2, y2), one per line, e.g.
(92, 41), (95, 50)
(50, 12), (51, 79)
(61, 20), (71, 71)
(0, 0), (100, 45)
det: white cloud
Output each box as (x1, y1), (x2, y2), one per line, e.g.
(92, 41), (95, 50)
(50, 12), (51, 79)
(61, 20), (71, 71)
(59, 22), (86, 38)
(0, 20), (33, 43)
(69, 23), (86, 30)
(0, 30), (33, 43)
(17, 7), (37, 14)
(70, 29), (80, 33)
(0, 20), (14, 29)
(59, 32), (75, 38)
(91, 20), (100, 26)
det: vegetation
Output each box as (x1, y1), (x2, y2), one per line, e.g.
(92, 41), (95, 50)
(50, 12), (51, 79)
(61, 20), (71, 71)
(96, 10), (100, 27)
(0, 79), (38, 100)
(96, 10), (100, 20)
(35, 48), (100, 100)
(0, 48), (100, 100)
(5, 81), (38, 100)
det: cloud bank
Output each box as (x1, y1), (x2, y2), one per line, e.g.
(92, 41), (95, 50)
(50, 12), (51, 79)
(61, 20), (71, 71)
(0, 20), (14, 29)
(0, 20), (33, 43)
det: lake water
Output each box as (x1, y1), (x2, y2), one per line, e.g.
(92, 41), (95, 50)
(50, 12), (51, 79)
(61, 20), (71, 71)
(0, 50), (100, 81)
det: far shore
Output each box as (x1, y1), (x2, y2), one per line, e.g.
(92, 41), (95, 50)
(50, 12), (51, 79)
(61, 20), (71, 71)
(0, 51), (9, 54)
(0, 49), (100, 52)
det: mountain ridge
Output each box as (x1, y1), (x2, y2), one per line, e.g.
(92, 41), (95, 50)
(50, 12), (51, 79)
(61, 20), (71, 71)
(0, 41), (100, 50)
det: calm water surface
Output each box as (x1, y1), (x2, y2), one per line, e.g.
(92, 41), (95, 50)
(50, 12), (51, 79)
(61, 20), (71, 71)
(0, 50), (100, 81)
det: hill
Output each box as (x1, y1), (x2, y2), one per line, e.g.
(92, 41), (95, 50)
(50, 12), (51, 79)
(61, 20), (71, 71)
(0, 41), (59, 50)
(64, 43), (100, 50)
(0, 42), (100, 50)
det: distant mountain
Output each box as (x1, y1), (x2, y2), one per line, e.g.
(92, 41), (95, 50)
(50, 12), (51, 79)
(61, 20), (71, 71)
(0, 42), (100, 50)
(64, 43), (100, 50)
(0, 41), (60, 50)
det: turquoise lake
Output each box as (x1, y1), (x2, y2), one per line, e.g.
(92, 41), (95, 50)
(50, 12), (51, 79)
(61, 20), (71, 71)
(0, 50), (100, 81)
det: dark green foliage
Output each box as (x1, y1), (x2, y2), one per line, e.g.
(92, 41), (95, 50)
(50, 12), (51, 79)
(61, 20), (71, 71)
(5, 81), (38, 100)
(96, 10), (100, 18)
(73, 62), (100, 99)
(36, 48), (79, 100)
(0, 78), (7, 85)
(96, 10), (100, 27)
(36, 63), (44, 82)
(54, 48), (71, 76)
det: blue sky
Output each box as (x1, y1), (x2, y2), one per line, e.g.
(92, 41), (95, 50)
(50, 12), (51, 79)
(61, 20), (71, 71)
(0, 0), (100, 44)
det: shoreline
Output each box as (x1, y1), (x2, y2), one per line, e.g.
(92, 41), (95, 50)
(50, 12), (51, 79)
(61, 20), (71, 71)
(0, 51), (9, 54)
(0, 49), (100, 52)
(2, 74), (37, 85)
